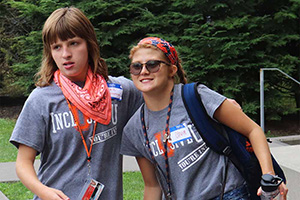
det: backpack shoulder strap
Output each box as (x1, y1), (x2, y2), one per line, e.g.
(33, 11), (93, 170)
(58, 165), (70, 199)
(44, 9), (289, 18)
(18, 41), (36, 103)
(182, 83), (245, 170)
(182, 83), (286, 200)
(182, 82), (232, 156)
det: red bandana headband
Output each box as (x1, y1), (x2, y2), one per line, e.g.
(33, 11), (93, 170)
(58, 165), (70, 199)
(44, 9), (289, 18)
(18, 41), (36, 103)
(138, 37), (179, 65)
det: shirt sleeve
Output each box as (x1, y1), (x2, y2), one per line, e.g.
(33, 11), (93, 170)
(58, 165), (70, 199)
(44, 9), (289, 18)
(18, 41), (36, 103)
(120, 129), (144, 157)
(197, 84), (226, 120)
(10, 89), (46, 153)
(108, 76), (143, 120)
(120, 109), (147, 158)
(125, 78), (144, 118)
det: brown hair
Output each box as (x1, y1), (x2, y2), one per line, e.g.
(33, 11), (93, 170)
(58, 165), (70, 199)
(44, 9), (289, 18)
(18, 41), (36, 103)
(129, 44), (188, 84)
(35, 7), (108, 87)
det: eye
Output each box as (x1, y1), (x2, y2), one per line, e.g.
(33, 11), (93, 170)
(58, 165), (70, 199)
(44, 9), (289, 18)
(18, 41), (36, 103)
(51, 45), (61, 50)
(131, 63), (142, 70)
(146, 60), (160, 68)
(70, 41), (78, 46)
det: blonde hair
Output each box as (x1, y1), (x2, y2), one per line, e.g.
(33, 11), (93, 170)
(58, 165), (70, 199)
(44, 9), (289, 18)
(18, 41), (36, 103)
(35, 7), (108, 87)
(129, 44), (188, 84)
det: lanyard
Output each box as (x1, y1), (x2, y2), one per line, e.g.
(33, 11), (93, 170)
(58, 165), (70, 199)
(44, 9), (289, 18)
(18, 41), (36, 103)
(58, 76), (97, 176)
(140, 88), (174, 199)
(66, 98), (97, 163)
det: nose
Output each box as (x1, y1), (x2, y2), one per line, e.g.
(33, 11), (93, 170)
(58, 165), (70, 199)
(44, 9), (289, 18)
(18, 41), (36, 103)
(139, 64), (150, 75)
(62, 46), (71, 58)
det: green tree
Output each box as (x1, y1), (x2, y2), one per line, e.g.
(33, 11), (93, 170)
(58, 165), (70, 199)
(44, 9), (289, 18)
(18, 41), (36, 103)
(176, 0), (300, 121)
(1, 0), (299, 123)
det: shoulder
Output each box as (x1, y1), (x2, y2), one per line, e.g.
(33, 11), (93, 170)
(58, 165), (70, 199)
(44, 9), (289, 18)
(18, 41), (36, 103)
(196, 83), (226, 100)
(195, 83), (226, 119)
(124, 105), (142, 129)
(24, 82), (63, 111)
(108, 76), (141, 95)
(108, 76), (133, 87)
(197, 83), (219, 95)
(27, 82), (61, 101)
(180, 83), (225, 100)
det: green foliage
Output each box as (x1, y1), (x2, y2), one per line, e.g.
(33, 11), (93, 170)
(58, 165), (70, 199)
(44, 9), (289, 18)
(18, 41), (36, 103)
(0, 118), (17, 162)
(1, 0), (300, 121)
(123, 171), (144, 199)
(0, 172), (144, 199)
(177, 0), (300, 120)
(0, 181), (34, 199)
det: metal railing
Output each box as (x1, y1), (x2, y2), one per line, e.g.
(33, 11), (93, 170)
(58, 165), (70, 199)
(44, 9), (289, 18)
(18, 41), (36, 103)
(260, 68), (300, 132)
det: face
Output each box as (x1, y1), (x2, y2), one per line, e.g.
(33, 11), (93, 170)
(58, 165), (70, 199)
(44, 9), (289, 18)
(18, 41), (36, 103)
(130, 48), (177, 95)
(51, 37), (89, 82)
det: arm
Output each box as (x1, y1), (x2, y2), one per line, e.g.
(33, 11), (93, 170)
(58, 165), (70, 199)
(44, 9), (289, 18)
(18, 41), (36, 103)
(214, 99), (288, 199)
(227, 98), (242, 110)
(136, 157), (162, 200)
(16, 144), (70, 200)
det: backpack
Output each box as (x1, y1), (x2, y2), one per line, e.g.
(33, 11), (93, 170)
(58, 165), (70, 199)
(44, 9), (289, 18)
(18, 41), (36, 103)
(182, 82), (286, 200)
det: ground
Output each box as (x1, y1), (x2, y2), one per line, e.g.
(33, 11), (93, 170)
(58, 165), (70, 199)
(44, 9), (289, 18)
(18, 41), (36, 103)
(0, 105), (23, 119)
(265, 117), (300, 136)
(1, 105), (299, 136)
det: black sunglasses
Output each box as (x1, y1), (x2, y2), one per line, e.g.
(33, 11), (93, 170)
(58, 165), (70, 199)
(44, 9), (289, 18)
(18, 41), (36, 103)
(129, 60), (170, 75)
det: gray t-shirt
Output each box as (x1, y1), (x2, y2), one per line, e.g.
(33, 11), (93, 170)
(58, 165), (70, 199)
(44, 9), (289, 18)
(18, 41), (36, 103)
(121, 83), (245, 199)
(10, 76), (143, 200)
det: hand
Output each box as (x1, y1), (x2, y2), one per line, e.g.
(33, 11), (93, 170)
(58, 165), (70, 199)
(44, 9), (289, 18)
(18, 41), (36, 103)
(227, 98), (242, 110)
(257, 182), (288, 200)
(38, 186), (70, 200)
(278, 182), (288, 200)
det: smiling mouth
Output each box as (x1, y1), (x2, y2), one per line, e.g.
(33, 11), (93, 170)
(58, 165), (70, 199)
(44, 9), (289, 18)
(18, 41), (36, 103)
(140, 78), (153, 83)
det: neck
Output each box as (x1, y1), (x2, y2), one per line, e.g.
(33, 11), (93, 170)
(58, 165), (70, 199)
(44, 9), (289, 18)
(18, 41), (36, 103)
(73, 81), (85, 88)
(143, 83), (174, 111)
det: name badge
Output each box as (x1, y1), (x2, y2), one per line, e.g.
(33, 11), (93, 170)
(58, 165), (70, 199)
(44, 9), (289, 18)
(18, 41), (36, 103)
(78, 178), (105, 200)
(169, 123), (192, 144)
(108, 83), (123, 101)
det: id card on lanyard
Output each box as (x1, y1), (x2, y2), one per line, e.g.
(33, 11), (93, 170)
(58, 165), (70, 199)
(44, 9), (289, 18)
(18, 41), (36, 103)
(78, 178), (105, 200)
(67, 102), (106, 199)
(67, 104), (106, 200)
(57, 74), (106, 199)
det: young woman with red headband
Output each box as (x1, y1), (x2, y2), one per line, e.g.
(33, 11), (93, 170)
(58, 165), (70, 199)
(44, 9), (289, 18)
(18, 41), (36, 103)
(10, 7), (143, 200)
(120, 37), (288, 200)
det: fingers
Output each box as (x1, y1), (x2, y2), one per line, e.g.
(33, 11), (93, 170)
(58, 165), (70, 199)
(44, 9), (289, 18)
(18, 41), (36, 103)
(48, 188), (70, 200)
(54, 189), (70, 200)
(227, 98), (242, 110)
(257, 186), (262, 196)
(279, 183), (288, 200)
(257, 184), (288, 200)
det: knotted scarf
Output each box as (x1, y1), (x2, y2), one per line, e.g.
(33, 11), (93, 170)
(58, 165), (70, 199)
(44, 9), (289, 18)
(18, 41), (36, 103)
(54, 67), (111, 125)
(138, 37), (179, 65)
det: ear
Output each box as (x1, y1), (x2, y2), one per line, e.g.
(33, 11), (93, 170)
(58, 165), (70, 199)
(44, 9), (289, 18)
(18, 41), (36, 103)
(169, 64), (178, 78)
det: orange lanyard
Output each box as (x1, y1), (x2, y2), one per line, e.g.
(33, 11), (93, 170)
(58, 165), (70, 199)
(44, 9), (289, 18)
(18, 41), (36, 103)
(66, 98), (97, 162)
(57, 74), (97, 163)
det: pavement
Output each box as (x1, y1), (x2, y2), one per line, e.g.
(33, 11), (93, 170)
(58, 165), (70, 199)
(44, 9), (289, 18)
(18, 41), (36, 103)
(1, 136), (300, 199)
(267, 135), (300, 200)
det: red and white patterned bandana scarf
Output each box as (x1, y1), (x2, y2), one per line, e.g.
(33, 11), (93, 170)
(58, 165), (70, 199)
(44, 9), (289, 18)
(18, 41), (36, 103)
(54, 67), (111, 125)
